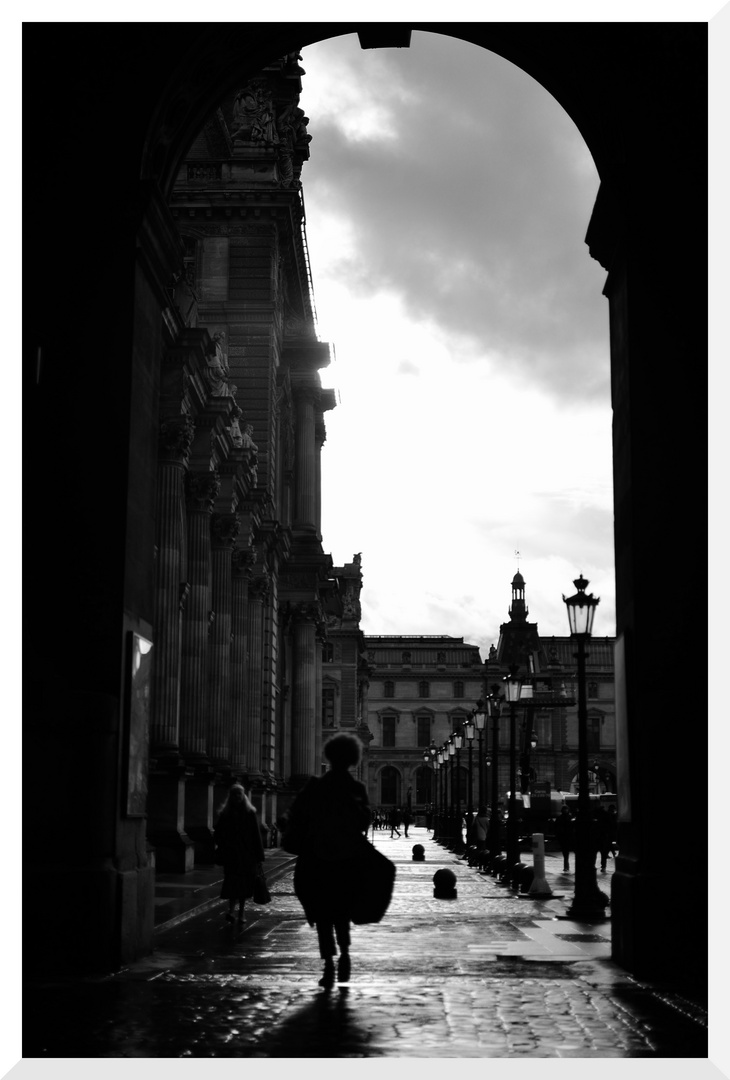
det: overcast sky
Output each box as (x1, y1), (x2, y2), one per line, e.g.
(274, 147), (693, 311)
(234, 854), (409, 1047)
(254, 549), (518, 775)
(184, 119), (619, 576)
(298, 31), (615, 652)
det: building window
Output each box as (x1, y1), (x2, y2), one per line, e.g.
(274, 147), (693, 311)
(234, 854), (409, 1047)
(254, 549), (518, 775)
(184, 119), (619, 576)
(323, 642), (334, 663)
(402, 651), (411, 664)
(416, 715), (431, 747)
(453, 680), (464, 698)
(437, 651), (446, 664)
(588, 681), (598, 698)
(322, 688), (335, 727)
(415, 766), (433, 804)
(380, 765), (399, 805)
(384, 680), (395, 698)
(587, 715), (600, 752)
(382, 715), (396, 747)
(418, 680), (429, 698)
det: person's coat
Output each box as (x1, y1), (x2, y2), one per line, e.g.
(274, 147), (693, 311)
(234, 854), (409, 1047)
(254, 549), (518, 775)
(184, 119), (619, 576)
(214, 803), (265, 900)
(287, 770), (371, 926)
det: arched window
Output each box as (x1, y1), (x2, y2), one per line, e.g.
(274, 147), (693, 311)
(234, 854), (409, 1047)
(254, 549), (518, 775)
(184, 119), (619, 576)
(419, 680), (430, 698)
(415, 766), (433, 804)
(380, 766), (399, 806)
(384, 680), (395, 698)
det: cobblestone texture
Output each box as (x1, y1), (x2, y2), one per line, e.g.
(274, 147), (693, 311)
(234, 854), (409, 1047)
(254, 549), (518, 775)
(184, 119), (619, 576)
(25, 829), (707, 1058)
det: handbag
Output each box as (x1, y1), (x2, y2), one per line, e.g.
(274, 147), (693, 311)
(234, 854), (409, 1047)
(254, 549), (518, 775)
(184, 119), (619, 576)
(252, 863), (272, 905)
(350, 841), (396, 925)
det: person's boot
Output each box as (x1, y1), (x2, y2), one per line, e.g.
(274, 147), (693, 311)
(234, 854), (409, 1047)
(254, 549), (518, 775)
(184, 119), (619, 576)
(318, 959), (335, 989)
(337, 952), (351, 983)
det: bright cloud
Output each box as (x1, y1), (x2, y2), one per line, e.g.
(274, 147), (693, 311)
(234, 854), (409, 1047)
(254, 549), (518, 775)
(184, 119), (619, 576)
(301, 31), (615, 651)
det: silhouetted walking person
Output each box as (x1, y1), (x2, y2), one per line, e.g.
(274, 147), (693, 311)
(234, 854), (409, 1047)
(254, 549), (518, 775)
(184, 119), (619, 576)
(554, 805), (574, 873)
(389, 807), (402, 838)
(214, 783), (265, 924)
(284, 733), (371, 989)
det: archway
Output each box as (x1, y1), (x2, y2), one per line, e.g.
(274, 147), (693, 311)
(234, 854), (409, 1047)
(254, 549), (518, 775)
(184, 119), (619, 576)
(26, 23), (707, 995)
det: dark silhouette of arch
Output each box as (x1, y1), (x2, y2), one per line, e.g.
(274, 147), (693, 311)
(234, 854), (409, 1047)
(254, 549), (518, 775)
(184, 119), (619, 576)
(25, 22), (707, 997)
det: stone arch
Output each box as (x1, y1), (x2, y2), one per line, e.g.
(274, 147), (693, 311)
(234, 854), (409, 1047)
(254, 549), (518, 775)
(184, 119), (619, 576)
(27, 22), (707, 991)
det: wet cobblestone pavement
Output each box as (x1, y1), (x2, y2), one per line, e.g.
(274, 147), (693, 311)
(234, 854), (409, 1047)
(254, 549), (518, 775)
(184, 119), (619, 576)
(24, 829), (708, 1059)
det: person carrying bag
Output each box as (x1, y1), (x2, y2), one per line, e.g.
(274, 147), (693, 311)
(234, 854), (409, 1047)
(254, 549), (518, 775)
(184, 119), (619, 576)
(283, 733), (396, 989)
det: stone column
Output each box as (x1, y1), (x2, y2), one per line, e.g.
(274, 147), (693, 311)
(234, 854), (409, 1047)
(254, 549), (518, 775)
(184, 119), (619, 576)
(314, 417), (326, 541)
(294, 387), (317, 529)
(180, 470), (219, 863)
(150, 416), (194, 756)
(146, 419), (197, 872)
(291, 604), (319, 784)
(179, 471), (219, 760)
(244, 571), (269, 781)
(208, 512), (240, 764)
(229, 546), (253, 777)
(314, 623), (325, 774)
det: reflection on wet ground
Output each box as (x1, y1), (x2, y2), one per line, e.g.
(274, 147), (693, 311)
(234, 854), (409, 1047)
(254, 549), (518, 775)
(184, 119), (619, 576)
(24, 832), (707, 1058)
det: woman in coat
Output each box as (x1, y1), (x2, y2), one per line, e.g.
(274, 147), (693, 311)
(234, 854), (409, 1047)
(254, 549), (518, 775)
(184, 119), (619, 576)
(214, 783), (265, 924)
(285, 733), (371, 989)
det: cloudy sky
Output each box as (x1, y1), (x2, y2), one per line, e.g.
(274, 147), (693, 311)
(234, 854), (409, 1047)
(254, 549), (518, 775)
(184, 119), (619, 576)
(298, 31), (615, 652)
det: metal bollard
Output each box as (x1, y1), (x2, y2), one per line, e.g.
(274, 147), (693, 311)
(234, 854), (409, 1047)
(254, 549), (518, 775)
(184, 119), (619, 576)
(528, 832), (553, 897)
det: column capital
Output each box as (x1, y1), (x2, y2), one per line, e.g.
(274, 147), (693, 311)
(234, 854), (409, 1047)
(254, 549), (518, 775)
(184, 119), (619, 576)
(158, 415), (195, 466)
(232, 545), (256, 578)
(211, 512), (240, 549)
(186, 470), (220, 512)
(248, 568), (271, 603)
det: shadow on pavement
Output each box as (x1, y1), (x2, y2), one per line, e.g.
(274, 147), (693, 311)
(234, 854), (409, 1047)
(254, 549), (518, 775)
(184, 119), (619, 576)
(252, 987), (380, 1058)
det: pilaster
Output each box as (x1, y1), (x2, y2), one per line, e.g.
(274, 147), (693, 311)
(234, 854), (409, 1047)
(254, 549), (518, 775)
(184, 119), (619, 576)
(179, 470), (219, 761)
(208, 511), (240, 764)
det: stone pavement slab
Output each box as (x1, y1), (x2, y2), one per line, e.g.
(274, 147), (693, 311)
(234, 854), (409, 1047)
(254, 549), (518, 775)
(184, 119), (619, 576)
(23, 828), (707, 1059)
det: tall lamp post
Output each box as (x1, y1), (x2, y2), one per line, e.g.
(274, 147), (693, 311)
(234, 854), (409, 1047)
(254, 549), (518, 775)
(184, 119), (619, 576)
(447, 738), (456, 846)
(464, 715), (475, 837)
(451, 726), (465, 854)
(425, 740), (438, 838)
(563, 574), (609, 918)
(485, 688), (502, 854)
(503, 664), (523, 870)
(474, 701), (487, 810)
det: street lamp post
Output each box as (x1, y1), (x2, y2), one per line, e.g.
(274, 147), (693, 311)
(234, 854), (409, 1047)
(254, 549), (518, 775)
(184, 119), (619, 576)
(447, 737), (457, 848)
(503, 665), (523, 870)
(452, 727), (465, 854)
(474, 701), (487, 810)
(464, 715), (475, 838)
(563, 574), (609, 919)
(485, 687), (502, 854)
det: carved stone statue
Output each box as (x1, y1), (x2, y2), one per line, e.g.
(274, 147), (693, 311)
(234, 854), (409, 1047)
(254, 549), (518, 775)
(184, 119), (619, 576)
(231, 82), (277, 145)
(240, 423), (258, 451)
(228, 406), (243, 448)
(489, 644), (497, 660)
(206, 332), (231, 397)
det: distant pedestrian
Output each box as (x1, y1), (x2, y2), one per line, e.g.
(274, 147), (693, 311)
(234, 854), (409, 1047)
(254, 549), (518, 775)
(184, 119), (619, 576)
(596, 806), (613, 872)
(402, 808), (412, 838)
(389, 807), (402, 838)
(554, 805), (574, 872)
(607, 805), (618, 858)
(425, 805), (433, 832)
(284, 733), (372, 989)
(214, 783), (265, 925)
(472, 805), (490, 850)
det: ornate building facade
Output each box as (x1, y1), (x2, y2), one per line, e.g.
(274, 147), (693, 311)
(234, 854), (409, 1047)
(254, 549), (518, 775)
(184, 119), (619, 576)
(140, 55), (356, 874)
(363, 573), (616, 821)
(363, 636), (484, 812)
